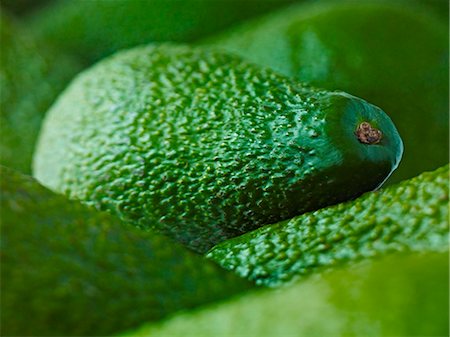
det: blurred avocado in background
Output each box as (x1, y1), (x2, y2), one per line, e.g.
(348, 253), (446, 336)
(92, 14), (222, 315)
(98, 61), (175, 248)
(26, 0), (304, 65)
(0, 13), (81, 174)
(207, 0), (449, 185)
(1, 166), (252, 336)
(123, 251), (449, 337)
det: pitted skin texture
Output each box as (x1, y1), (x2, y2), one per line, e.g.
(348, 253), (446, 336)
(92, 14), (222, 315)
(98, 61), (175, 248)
(0, 166), (251, 336)
(34, 45), (401, 253)
(207, 165), (449, 287)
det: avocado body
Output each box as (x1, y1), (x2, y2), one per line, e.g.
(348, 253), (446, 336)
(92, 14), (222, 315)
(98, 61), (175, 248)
(27, 0), (301, 64)
(0, 14), (81, 173)
(0, 166), (252, 336)
(33, 45), (402, 253)
(123, 251), (449, 337)
(208, 1), (449, 184)
(208, 165), (449, 286)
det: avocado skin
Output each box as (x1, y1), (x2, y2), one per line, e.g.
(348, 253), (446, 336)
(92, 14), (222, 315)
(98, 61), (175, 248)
(0, 166), (252, 336)
(124, 251), (449, 337)
(33, 45), (402, 253)
(27, 0), (300, 64)
(208, 1), (449, 184)
(0, 14), (81, 173)
(207, 165), (449, 286)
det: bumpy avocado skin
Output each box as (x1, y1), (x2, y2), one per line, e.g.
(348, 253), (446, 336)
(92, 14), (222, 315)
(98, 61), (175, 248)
(0, 14), (81, 173)
(0, 166), (252, 336)
(27, 0), (300, 64)
(209, 1), (449, 184)
(123, 251), (449, 337)
(33, 45), (402, 253)
(208, 165), (449, 286)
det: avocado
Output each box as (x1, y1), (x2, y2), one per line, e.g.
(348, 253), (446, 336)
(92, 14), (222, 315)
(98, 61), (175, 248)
(0, 13), (81, 173)
(123, 251), (449, 337)
(27, 0), (301, 64)
(33, 44), (403, 253)
(0, 166), (252, 336)
(207, 1), (449, 184)
(207, 165), (449, 286)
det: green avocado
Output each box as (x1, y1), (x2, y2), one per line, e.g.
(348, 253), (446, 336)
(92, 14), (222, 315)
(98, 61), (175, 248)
(207, 1), (449, 184)
(208, 165), (449, 286)
(27, 0), (301, 64)
(33, 44), (403, 253)
(0, 13), (81, 174)
(123, 251), (449, 337)
(0, 166), (252, 336)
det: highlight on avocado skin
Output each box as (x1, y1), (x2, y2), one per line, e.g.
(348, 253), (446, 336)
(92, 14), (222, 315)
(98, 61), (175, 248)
(208, 165), (449, 286)
(33, 44), (402, 253)
(0, 13), (81, 174)
(208, 0), (449, 184)
(0, 166), (252, 337)
(122, 251), (450, 337)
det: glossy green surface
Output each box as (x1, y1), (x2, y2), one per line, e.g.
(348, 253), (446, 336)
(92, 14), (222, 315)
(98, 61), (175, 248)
(34, 45), (402, 253)
(123, 251), (449, 337)
(27, 0), (301, 64)
(0, 14), (81, 173)
(0, 166), (252, 336)
(208, 165), (449, 286)
(208, 0), (449, 184)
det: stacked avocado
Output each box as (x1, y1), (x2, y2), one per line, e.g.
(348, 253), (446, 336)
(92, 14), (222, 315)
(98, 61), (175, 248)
(1, 0), (448, 335)
(124, 251), (449, 337)
(208, 164), (449, 286)
(1, 166), (252, 336)
(33, 44), (403, 253)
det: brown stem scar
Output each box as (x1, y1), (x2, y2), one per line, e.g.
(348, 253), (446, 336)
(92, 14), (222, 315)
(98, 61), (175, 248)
(356, 122), (382, 145)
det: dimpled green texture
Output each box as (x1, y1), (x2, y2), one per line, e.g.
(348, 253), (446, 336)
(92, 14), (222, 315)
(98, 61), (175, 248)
(34, 45), (402, 253)
(208, 165), (449, 286)
(0, 14), (80, 173)
(123, 251), (449, 337)
(27, 0), (300, 64)
(0, 166), (252, 336)
(209, 1), (449, 184)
